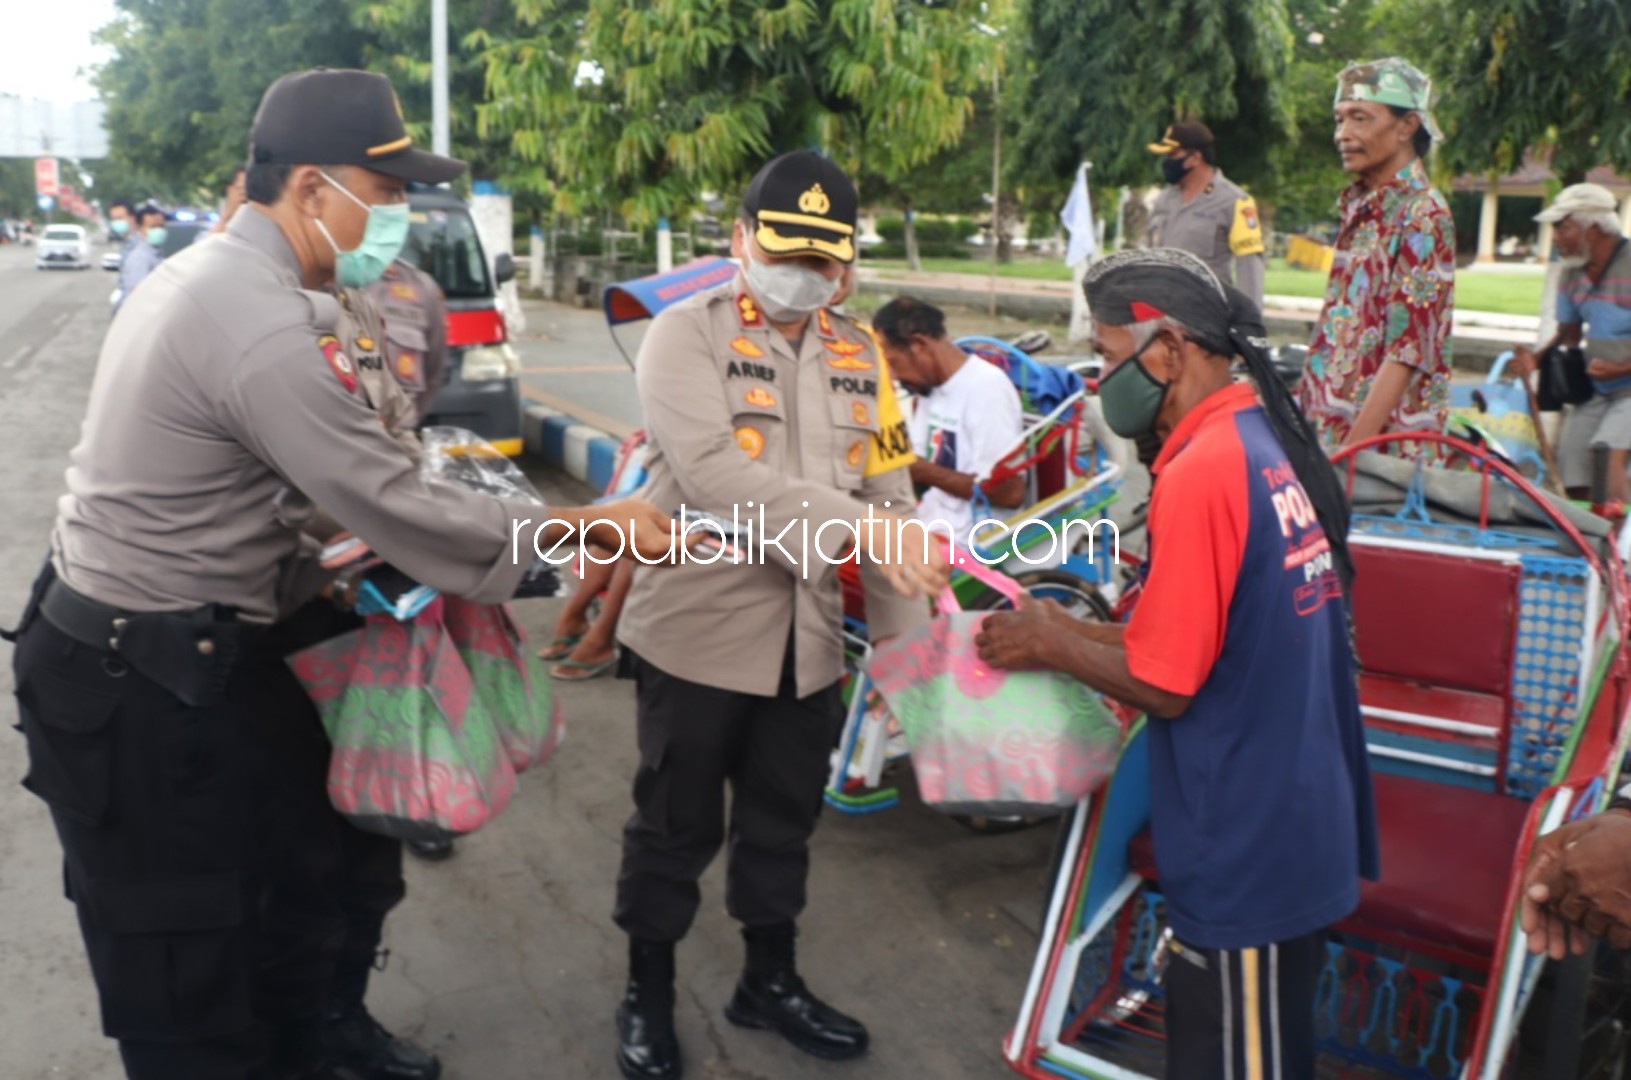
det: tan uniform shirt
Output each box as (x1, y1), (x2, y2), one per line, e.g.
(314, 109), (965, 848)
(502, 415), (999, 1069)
(364, 261), (448, 425)
(617, 282), (928, 698)
(51, 205), (534, 623)
(1147, 170), (1267, 309)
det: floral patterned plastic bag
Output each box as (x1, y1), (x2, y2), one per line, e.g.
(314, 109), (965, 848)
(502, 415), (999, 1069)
(866, 555), (1122, 817)
(440, 595), (564, 773)
(288, 597), (517, 842)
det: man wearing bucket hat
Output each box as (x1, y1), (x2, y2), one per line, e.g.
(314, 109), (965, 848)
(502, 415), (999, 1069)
(1297, 57), (1457, 462)
(1146, 121), (1267, 309)
(8, 67), (676, 1079)
(978, 248), (1377, 1080)
(1513, 184), (1631, 509)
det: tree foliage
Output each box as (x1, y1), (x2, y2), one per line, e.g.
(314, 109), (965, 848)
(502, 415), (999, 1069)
(1012, 0), (1294, 191)
(479, 0), (1000, 225)
(1388, 0), (1631, 179)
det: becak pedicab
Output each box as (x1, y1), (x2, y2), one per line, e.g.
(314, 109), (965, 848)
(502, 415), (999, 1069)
(1004, 431), (1631, 1079)
(825, 336), (1133, 818)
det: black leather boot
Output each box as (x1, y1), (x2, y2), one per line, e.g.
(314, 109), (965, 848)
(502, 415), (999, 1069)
(617, 938), (683, 1079)
(724, 924), (868, 1060)
(320, 945), (441, 1080)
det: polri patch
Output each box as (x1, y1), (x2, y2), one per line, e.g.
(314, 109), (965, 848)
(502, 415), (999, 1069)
(318, 334), (358, 393)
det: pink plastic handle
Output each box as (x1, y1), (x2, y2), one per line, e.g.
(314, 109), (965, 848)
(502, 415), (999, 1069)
(934, 537), (1024, 614)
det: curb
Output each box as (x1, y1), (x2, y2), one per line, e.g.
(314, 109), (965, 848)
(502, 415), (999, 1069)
(522, 403), (623, 494)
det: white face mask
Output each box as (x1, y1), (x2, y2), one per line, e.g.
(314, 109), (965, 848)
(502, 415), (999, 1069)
(743, 249), (840, 323)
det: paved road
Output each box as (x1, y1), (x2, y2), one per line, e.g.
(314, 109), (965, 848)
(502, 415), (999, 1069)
(0, 243), (1059, 1079)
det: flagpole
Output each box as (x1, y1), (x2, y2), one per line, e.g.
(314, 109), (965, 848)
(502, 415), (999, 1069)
(988, 62), (1001, 320)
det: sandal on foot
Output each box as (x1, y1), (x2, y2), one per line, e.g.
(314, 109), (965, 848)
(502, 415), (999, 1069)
(550, 656), (618, 681)
(539, 634), (583, 661)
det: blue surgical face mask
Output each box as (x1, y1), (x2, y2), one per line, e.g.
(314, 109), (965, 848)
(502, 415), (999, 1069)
(145, 226), (169, 248)
(313, 171), (410, 288)
(110, 219), (130, 238)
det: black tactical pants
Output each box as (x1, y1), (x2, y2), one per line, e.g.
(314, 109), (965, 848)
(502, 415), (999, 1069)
(613, 644), (845, 943)
(14, 612), (267, 1078)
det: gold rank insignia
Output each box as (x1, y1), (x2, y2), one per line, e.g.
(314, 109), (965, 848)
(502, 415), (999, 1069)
(735, 426), (765, 459)
(737, 293), (764, 328)
(798, 184), (831, 216)
(825, 352), (874, 372)
(744, 387), (777, 409)
(356, 335), (375, 352)
(815, 308), (836, 340)
(828, 339), (866, 357)
(389, 283), (417, 300)
(730, 336), (766, 359)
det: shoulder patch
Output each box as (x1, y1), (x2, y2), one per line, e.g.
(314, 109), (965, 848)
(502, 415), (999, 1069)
(318, 334), (359, 394)
(1230, 196), (1266, 258)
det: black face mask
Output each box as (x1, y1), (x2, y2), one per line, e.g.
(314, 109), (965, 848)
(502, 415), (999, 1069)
(1161, 156), (1192, 186)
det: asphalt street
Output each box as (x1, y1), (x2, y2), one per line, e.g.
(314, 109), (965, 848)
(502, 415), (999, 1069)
(0, 242), (1064, 1079)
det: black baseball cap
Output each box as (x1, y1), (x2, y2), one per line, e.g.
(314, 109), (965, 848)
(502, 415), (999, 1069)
(742, 151), (858, 264)
(1147, 120), (1215, 156)
(248, 69), (465, 185)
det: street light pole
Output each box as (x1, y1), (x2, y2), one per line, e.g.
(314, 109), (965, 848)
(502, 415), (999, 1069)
(431, 0), (450, 158)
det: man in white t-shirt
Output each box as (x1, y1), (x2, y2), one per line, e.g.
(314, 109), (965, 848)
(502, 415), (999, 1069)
(872, 297), (1026, 543)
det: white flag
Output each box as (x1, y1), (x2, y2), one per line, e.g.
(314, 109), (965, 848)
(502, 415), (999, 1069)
(1060, 163), (1097, 269)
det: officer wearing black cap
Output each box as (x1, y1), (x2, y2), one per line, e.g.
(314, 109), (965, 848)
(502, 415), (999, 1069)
(611, 150), (945, 1078)
(9, 68), (673, 1079)
(1146, 121), (1267, 309)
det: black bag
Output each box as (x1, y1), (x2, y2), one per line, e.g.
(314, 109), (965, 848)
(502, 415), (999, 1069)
(1537, 344), (1594, 410)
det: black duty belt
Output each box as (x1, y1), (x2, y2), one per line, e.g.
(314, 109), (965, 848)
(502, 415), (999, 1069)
(38, 577), (263, 708)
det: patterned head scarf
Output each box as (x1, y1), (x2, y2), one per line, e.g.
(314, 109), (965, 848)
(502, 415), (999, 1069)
(1084, 248), (1355, 596)
(1335, 57), (1443, 143)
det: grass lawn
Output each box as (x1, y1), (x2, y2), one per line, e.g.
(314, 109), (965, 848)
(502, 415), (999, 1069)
(865, 256), (1547, 317)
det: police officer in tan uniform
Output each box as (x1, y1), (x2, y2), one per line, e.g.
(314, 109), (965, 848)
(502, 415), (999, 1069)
(611, 152), (946, 1078)
(366, 258), (449, 426)
(9, 68), (672, 1080)
(1146, 121), (1267, 310)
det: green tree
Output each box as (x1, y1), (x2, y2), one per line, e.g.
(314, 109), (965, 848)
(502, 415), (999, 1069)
(356, 0), (520, 188)
(1389, 0), (1631, 179)
(478, 0), (999, 226)
(94, 0), (375, 197)
(1012, 0), (1294, 191)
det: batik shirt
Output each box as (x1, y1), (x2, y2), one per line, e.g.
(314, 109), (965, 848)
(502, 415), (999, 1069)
(1298, 159), (1455, 460)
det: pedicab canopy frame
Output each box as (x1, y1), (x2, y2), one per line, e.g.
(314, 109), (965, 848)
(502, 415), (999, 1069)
(602, 256), (739, 367)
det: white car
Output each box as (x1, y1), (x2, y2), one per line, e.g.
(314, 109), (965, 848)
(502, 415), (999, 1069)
(101, 249), (122, 271)
(35, 225), (90, 270)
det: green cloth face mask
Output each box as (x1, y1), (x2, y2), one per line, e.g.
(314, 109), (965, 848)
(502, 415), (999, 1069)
(1097, 338), (1172, 439)
(314, 171), (410, 288)
(145, 226), (169, 248)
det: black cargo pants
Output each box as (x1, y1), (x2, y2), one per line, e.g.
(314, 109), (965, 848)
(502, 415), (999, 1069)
(13, 593), (268, 1078)
(613, 637), (846, 943)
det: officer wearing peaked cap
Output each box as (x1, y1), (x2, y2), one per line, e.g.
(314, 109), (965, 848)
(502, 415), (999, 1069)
(8, 68), (674, 1080)
(1146, 121), (1267, 310)
(611, 150), (947, 1078)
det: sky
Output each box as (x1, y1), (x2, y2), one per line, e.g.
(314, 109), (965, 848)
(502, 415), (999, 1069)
(1, 0), (118, 103)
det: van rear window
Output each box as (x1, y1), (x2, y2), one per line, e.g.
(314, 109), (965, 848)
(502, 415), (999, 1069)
(403, 208), (492, 299)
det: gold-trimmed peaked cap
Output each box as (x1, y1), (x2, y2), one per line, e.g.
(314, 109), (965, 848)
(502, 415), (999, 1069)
(743, 150), (858, 264)
(248, 69), (466, 185)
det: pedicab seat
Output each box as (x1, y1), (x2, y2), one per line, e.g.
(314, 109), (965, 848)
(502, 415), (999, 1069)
(1125, 773), (1529, 960)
